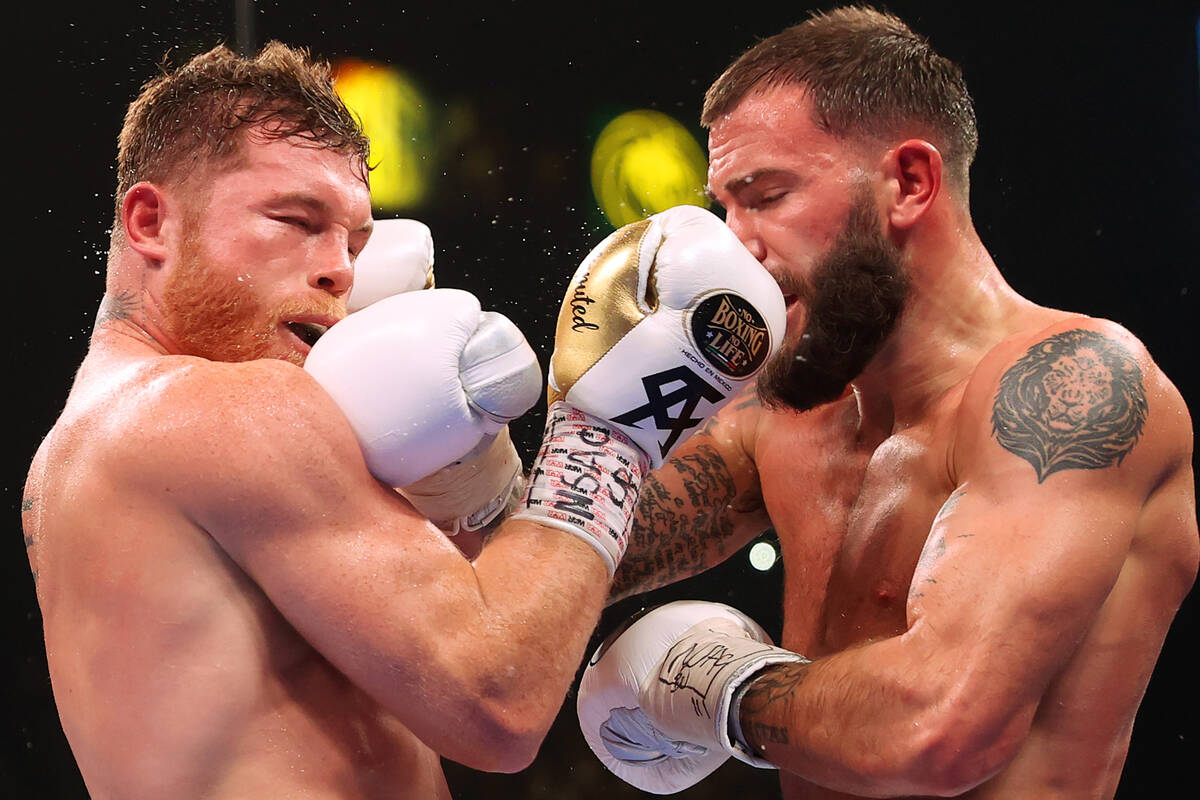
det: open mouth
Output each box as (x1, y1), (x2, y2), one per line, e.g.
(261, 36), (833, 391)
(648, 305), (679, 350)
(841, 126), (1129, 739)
(284, 321), (329, 347)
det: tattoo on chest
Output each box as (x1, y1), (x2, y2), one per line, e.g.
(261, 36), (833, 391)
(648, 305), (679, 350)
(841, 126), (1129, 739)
(991, 329), (1148, 483)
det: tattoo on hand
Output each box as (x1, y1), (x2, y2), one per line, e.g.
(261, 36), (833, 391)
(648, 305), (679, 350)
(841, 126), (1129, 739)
(992, 329), (1147, 483)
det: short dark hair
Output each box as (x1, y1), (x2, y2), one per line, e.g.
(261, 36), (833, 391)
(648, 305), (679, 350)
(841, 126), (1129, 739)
(113, 41), (369, 245)
(702, 6), (977, 189)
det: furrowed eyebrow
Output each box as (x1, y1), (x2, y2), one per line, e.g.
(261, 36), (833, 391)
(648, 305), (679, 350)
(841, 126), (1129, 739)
(723, 168), (788, 195)
(268, 193), (372, 234)
(266, 193), (330, 215)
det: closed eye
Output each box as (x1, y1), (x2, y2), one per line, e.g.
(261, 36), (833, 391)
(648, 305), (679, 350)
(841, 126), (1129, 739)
(272, 215), (315, 231)
(751, 191), (787, 209)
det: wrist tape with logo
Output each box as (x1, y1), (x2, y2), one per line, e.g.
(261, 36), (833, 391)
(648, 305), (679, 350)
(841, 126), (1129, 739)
(511, 401), (650, 576)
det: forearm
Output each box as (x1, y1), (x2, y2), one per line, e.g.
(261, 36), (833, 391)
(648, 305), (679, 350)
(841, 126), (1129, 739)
(610, 444), (768, 603)
(736, 635), (1011, 797)
(434, 521), (609, 764)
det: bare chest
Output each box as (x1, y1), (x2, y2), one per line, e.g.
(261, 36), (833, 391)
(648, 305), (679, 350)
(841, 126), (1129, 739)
(756, 407), (956, 656)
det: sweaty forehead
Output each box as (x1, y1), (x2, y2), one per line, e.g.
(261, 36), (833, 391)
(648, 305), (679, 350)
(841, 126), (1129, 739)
(228, 135), (371, 211)
(706, 86), (842, 186)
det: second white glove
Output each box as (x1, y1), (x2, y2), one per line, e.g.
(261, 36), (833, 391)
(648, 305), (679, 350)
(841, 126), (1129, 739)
(304, 288), (541, 492)
(577, 601), (807, 794)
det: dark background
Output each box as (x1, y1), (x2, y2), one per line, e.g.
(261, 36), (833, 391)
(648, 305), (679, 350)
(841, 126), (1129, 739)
(8, 1), (1198, 797)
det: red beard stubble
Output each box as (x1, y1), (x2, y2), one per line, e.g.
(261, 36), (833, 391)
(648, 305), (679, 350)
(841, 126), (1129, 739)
(161, 210), (339, 366)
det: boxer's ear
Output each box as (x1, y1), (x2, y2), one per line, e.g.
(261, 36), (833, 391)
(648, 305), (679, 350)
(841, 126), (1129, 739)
(882, 140), (942, 230)
(122, 181), (172, 265)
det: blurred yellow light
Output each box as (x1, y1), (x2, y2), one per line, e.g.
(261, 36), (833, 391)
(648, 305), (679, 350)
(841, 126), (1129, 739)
(334, 59), (432, 211)
(591, 110), (709, 228)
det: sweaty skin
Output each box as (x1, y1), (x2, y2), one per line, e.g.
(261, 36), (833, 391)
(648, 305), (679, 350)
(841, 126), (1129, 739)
(612, 86), (1197, 799)
(23, 134), (610, 800)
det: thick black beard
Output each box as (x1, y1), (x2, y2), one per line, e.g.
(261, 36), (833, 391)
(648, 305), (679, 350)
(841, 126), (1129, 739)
(757, 197), (910, 412)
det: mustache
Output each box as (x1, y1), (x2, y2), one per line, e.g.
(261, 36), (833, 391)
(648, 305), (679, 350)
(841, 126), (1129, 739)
(275, 295), (347, 323)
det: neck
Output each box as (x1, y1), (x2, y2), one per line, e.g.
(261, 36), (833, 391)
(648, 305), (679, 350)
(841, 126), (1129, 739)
(851, 213), (1033, 430)
(98, 250), (186, 356)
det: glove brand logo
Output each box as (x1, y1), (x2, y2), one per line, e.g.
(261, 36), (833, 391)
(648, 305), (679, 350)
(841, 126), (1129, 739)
(689, 293), (771, 378)
(569, 272), (600, 332)
(612, 366), (725, 458)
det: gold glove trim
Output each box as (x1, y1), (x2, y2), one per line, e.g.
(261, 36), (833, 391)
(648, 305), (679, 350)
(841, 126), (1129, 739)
(550, 219), (656, 404)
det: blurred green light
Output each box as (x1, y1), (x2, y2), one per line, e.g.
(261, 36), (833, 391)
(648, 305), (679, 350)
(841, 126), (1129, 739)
(591, 110), (709, 228)
(335, 59), (432, 212)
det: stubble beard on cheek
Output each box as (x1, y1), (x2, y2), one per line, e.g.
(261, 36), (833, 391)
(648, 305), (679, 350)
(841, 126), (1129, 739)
(757, 194), (910, 413)
(161, 225), (284, 364)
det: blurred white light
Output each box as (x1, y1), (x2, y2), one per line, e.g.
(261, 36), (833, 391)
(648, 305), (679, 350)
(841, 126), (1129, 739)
(748, 541), (777, 571)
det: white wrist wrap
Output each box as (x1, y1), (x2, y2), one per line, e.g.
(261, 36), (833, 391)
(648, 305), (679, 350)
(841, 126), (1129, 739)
(641, 617), (808, 768)
(511, 401), (649, 576)
(398, 427), (524, 534)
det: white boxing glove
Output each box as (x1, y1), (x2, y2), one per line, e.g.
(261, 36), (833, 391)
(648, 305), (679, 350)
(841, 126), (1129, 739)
(304, 289), (542, 505)
(511, 206), (785, 574)
(347, 218), (436, 312)
(548, 204), (784, 466)
(577, 601), (807, 794)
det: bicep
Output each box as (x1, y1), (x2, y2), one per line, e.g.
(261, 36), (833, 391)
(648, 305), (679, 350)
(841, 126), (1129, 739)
(164, 363), (477, 688)
(908, 473), (1138, 670)
(907, 323), (1162, 712)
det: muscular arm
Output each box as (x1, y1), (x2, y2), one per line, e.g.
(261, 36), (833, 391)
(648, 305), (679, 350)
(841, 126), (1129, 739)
(140, 359), (608, 773)
(610, 391), (772, 602)
(734, 322), (1197, 796)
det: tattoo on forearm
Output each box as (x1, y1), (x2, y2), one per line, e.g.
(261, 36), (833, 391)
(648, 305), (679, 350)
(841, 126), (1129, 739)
(744, 720), (790, 745)
(740, 662), (810, 713)
(613, 443), (745, 594)
(992, 329), (1147, 483)
(737, 662), (811, 749)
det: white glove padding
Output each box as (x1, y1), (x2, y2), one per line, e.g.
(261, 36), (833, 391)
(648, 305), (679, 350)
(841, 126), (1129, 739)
(397, 426), (525, 533)
(548, 204), (785, 468)
(578, 601), (807, 794)
(304, 288), (542, 488)
(347, 218), (435, 313)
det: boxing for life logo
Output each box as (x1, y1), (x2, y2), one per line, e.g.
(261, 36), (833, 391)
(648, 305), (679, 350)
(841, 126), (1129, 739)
(689, 293), (771, 378)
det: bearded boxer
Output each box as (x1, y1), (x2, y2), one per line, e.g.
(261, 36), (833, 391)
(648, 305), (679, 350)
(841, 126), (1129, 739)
(581, 7), (1198, 798)
(21, 42), (786, 799)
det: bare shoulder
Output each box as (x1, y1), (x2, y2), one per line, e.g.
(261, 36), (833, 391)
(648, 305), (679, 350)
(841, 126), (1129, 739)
(83, 355), (380, 534)
(109, 356), (357, 475)
(954, 314), (1192, 493)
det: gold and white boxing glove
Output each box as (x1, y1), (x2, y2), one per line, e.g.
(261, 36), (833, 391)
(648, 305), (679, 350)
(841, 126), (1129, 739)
(511, 205), (786, 574)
